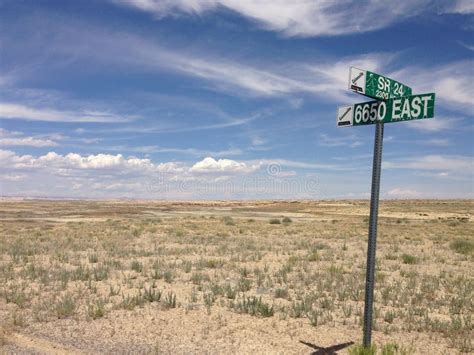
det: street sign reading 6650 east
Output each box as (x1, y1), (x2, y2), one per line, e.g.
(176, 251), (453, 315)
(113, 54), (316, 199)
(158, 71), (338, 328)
(349, 67), (412, 100)
(337, 93), (435, 127)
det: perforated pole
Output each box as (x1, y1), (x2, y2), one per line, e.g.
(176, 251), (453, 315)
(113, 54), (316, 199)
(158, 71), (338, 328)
(363, 121), (384, 348)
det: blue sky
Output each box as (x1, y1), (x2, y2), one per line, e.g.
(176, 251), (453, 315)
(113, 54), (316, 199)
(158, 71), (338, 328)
(0, 0), (473, 199)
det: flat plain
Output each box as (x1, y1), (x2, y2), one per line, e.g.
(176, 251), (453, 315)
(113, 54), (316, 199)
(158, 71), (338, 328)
(0, 199), (472, 354)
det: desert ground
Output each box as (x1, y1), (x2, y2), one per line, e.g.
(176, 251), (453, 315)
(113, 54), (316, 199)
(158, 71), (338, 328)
(0, 199), (472, 354)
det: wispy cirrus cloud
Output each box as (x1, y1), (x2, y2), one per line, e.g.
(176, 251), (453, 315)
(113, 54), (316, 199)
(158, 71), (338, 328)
(105, 145), (243, 157)
(5, 15), (469, 109)
(110, 32), (389, 99)
(443, 0), (474, 14)
(112, 0), (471, 37)
(0, 16), (393, 100)
(317, 133), (363, 148)
(0, 129), (59, 147)
(458, 41), (474, 51)
(391, 60), (474, 112)
(384, 154), (473, 174)
(404, 117), (463, 132)
(0, 103), (136, 123)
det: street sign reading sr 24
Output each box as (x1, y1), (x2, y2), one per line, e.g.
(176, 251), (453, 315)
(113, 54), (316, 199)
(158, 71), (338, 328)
(349, 66), (412, 100)
(337, 93), (435, 127)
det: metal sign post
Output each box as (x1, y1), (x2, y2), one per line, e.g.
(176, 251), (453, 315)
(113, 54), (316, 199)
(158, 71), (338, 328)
(337, 67), (435, 349)
(363, 121), (384, 347)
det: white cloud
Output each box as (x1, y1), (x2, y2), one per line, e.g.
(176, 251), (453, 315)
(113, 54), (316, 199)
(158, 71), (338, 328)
(0, 103), (136, 122)
(318, 133), (363, 148)
(404, 117), (461, 132)
(0, 150), (307, 198)
(0, 173), (26, 181)
(384, 155), (473, 173)
(251, 136), (265, 147)
(190, 157), (259, 173)
(150, 50), (383, 99)
(423, 139), (450, 146)
(0, 129), (59, 147)
(1, 149), (471, 199)
(443, 0), (474, 14)
(459, 41), (474, 51)
(106, 145), (243, 157)
(0, 136), (58, 147)
(386, 188), (422, 198)
(391, 61), (474, 112)
(149, 47), (389, 100)
(0, 149), (174, 172)
(0, 150), (262, 179)
(162, 52), (389, 100)
(7, 18), (391, 100)
(112, 0), (450, 37)
(254, 159), (347, 171)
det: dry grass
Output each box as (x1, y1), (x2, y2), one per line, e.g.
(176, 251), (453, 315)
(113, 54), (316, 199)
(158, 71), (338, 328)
(0, 199), (472, 354)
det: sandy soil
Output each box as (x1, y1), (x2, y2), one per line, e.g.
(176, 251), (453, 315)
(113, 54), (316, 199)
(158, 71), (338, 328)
(0, 200), (472, 354)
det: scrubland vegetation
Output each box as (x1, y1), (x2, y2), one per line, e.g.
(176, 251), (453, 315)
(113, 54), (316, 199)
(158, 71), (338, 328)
(0, 200), (472, 353)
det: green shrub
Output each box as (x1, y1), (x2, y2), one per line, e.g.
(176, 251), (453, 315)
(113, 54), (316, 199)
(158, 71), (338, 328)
(348, 344), (376, 355)
(143, 287), (162, 303)
(163, 292), (177, 309)
(450, 239), (474, 255)
(131, 260), (143, 273)
(55, 293), (76, 318)
(163, 270), (174, 283)
(269, 219), (281, 224)
(223, 216), (235, 226)
(381, 342), (413, 355)
(119, 294), (144, 310)
(237, 277), (252, 292)
(87, 298), (107, 319)
(233, 296), (273, 317)
(224, 284), (237, 299)
(88, 253), (98, 263)
(402, 254), (417, 264)
(282, 217), (292, 223)
(274, 288), (289, 299)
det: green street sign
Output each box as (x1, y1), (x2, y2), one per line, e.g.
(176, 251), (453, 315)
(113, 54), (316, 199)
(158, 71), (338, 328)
(337, 93), (435, 127)
(349, 67), (412, 100)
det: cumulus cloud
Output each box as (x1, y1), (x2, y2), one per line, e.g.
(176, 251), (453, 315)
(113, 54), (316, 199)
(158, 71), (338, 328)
(0, 150), (331, 198)
(0, 150), (266, 182)
(112, 0), (464, 37)
(1, 149), (472, 199)
(190, 157), (260, 173)
(0, 149), (182, 173)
